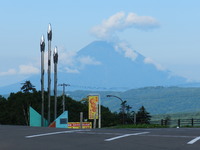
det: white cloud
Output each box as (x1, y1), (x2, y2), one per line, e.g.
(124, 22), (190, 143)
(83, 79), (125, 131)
(125, 12), (159, 29)
(0, 64), (39, 76)
(78, 56), (101, 65)
(19, 64), (40, 74)
(91, 12), (160, 39)
(115, 42), (138, 61)
(57, 47), (101, 73)
(0, 69), (17, 76)
(144, 57), (165, 71)
(59, 49), (77, 66)
(65, 67), (79, 73)
(56, 47), (102, 73)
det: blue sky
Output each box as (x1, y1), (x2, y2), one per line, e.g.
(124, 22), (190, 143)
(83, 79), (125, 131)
(0, 0), (200, 87)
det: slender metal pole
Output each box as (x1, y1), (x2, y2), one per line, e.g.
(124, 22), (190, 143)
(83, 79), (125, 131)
(122, 102), (125, 125)
(47, 23), (52, 124)
(53, 47), (58, 120)
(106, 95), (127, 125)
(98, 95), (101, 128)
(40, 35), (45, 127)
(93, 113), (97, 129)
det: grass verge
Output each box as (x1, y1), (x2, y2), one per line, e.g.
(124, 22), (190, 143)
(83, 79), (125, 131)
(108, 124), (168, 128)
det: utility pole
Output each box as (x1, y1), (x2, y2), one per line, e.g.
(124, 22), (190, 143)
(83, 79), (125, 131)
(59, 83), (70, 112)
(47, 23), (52, 124)
(40, 35), (45, 126)
(53, 46), (58, 120)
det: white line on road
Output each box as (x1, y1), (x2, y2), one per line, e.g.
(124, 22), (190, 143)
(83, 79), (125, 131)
(187, 136), (200, 144)
(25, 130), (91, 138)
(104, 132), (149, 142)
(144, 134), (196, 138)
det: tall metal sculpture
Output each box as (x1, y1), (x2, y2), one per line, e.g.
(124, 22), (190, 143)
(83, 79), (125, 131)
(53, 46), (58, 120)
(47, 24), (52, 124)
(40, 35), (45, 126)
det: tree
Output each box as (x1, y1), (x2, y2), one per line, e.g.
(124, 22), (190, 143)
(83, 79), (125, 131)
(0, 86), (119, 127)
(126, 105), (132, 115)
(136, 106), (151, 124)
(21, 80), (36, 93)
(0, 95), (7, 124)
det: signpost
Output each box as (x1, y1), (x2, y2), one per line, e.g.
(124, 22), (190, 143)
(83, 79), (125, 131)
(88, 95), (101, 128)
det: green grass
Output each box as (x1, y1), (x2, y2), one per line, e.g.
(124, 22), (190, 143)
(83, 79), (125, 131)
(108, 124), (168, 128)
(151, 111), (200, 121)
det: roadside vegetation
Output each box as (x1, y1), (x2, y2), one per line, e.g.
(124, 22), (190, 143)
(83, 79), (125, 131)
(109, 124), (167, 128)
(152, 112), (200, 121)
(0, 81), (153, 128)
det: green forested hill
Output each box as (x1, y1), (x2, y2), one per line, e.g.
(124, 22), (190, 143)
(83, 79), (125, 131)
(68, 86), (200, 115)
(121, 86), (200, 114)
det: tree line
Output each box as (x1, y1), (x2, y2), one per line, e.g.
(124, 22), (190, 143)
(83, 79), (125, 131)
(0, 81), (151, 127)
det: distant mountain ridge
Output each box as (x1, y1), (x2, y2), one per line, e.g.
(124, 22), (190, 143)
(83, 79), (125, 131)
(67, 86), (200, 114)
(0, 40), (194, 95)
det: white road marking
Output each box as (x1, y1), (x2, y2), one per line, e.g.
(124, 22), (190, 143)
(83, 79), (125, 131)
(76, 131), (123, 135)
(187, 136), (200, 144)
(26, 129), (200, 145)
(25, 130), (90, 138)
(104, 132), (149, 142)
(144, 134), (196, 138)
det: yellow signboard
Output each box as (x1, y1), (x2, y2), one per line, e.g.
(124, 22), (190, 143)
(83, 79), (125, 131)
(88, 95), (99, 119)
(68, 122), (92, 129)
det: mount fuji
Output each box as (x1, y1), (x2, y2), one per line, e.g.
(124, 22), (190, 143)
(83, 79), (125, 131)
(0, 41), (188, 94)
(60, 40), (187, 90)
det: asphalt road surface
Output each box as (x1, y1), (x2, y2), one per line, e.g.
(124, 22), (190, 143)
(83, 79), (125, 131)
(0, 125), (200, 150)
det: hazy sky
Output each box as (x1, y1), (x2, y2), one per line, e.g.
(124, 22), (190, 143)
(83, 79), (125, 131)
(0, 0), (200, 87)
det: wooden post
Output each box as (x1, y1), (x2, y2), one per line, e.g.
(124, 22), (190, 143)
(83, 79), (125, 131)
(161, 119), (163, 126)
(165, 120), (167, 126)
(178, 119), (180, 127)
(191, 118), (194, 127)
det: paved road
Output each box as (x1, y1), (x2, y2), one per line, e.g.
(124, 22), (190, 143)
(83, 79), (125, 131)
(0, 125), (200, 150)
